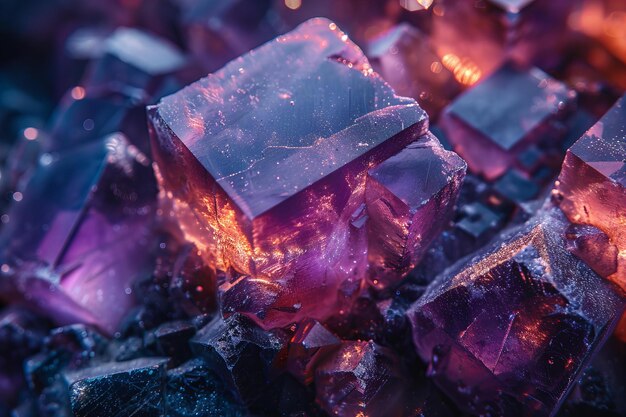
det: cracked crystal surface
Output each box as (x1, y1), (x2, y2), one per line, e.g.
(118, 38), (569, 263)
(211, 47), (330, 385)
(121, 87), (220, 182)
(149, 18), (464, 328)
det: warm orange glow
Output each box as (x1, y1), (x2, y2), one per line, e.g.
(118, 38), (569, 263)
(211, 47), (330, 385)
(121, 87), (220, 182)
(441, 53), (482, 86)
(285, 0), (302, 10)
(571, 1), (626, 63)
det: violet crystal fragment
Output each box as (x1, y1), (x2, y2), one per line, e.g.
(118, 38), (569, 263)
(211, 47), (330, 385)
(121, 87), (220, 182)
(556, 94), (626, 291)
(407, 209), (625, 417)
(0, 134), (156, 334)
(149, 18), (465, 328)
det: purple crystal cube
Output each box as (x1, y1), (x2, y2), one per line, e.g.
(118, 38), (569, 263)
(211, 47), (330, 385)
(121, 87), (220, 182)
(430, 0), (575, 78)
(557, 94), (626, 292)
(366, 132), (466, 289)
(149, 18), (465, 328)
(407, 209), (625, 417)
(441, 64), (574, 180)
(314, 340), (407, 417)
(368, 23), (462, 119)
(0, 134), (157, 334)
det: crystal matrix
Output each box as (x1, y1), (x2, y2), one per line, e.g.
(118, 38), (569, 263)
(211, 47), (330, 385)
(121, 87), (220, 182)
(407, 209), (625, 417)
(149, 18), (465, 328)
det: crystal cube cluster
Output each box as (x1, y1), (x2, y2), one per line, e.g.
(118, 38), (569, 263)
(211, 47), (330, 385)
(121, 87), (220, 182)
(148, 18), (466, 328)
(1, 2), (626, 417)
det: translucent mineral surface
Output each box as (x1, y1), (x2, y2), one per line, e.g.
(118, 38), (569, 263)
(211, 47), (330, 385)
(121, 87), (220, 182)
(557, 94), (626, 291)
(441, 64), (574, 180)
(149, 18), (464, 328)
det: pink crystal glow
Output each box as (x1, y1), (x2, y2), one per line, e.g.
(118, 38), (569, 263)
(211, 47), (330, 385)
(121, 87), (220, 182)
(148, 18), (466, 328)
(557, 95), (626, 292)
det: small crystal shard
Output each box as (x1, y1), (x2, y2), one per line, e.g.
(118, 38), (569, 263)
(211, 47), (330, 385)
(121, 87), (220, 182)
(365, 132), (466, 289)
(556, 94), (626, 292)
(407, 209), (625, 417)
(314, 340), (408, 417)
(441, 64), (574, 180)
(64, 357), (168, 417)
(189, 314), (288, 406)
(149, 18), (464, 328)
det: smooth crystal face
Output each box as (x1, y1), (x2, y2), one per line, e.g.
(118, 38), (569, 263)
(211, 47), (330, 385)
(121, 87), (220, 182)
(557, 95), (626, 291)
(407, 209), (625, 417)
(366, 132), (466, 288)
(0, 135), (156, 334)
(64, 358), (168, 417)
(441, 64), (573, 180)
(149, 18), (466, 328)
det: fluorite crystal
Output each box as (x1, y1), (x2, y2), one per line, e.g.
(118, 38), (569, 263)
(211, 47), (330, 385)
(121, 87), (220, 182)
(0, 134), (156, 334)
(441, 64), (575, 180)
(407, 209), (625, 417)
(556, 94), (626, 292)
(368, 23), (461, 119)
(64, 357), (169, 417)
(149, 18), (465, 328)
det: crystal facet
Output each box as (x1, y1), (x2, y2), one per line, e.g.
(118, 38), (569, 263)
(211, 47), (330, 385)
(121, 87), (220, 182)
(441, 64), (574, 180)
(556, 94), (626, 292)
(407, 209), (625, 417)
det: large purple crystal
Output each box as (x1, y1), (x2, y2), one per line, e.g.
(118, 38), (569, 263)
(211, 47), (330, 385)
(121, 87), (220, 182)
(0, 134), (156, 334)
(149, 18), (465, 328)
(556, 94), (626, 292)
(407, 209), (625, 417)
